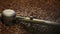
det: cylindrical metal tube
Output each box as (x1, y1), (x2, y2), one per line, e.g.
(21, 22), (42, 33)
(1, 9), (16, 26)
(16, 16), (60, 34)
(16, 16), (60, 25)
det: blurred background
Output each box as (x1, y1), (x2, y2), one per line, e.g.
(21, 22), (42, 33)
(0, 0), (60, 34)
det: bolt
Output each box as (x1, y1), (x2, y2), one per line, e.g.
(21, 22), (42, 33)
(1, 9), (16, 26)
(30, 16), (33, 20)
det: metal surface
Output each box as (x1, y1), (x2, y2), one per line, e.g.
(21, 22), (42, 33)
(16, 16), (60, 34)
(16, 16), (60, 25)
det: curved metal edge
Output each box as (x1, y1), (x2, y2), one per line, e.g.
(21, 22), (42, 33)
(16, 16), (60, 25)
